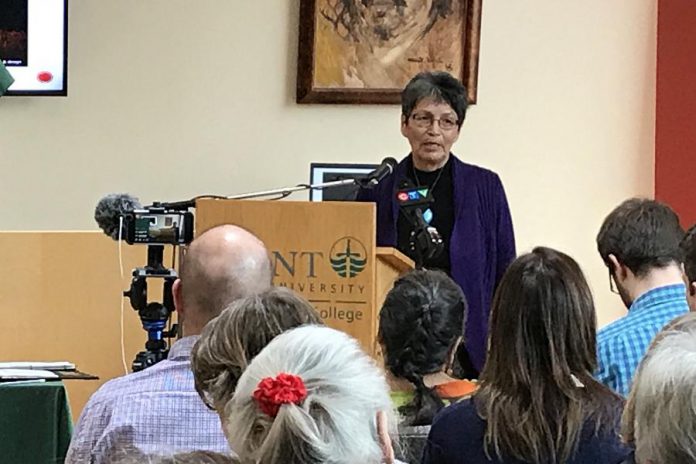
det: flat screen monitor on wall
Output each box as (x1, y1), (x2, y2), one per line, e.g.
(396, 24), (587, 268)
(0, 0), (68, 96)
(309, 163), (378, 202)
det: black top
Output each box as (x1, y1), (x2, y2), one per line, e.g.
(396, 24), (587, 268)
(397, 155), (455, 273)
(423, 398), (633, 464)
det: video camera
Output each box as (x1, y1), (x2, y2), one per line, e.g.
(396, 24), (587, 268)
(95, 195), (194, 371)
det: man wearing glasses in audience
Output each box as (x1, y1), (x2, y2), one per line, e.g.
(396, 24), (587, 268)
(595, 198), (689, 396)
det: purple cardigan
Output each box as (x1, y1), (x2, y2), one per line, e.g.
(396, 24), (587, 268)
(357, 154), (516, 371)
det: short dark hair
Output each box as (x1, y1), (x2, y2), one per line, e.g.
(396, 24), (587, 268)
(401, 71), (468, 128)
(596, 198), (684, 277)
(379, 269), (466, 426)
(681, 224), (696, 284)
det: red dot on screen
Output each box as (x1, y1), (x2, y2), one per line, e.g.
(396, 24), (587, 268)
(37, 72), (53, 83)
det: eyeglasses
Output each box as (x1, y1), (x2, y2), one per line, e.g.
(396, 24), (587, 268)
(410, 113), (459, 131)
(609, 268), (619, 295)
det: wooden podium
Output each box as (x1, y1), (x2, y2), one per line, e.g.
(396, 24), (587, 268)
(196, 199), (413, 355)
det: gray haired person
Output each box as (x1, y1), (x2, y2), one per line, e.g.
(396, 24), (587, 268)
(221, 325), (399, 464)
(622, 312), (696, 463)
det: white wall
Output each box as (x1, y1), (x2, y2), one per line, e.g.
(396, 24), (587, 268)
(0, 0), (656, 327)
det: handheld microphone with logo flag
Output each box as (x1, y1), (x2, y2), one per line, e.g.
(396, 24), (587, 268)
(396, 185), (432, 209)
(395, 184), (444, 268)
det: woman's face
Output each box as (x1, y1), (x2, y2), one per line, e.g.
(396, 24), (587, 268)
(401, 98), (461, 171)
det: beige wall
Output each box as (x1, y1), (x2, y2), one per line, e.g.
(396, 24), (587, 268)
(0, 0), (656, 328)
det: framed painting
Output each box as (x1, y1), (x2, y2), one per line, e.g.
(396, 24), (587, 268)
(297, 0), (482, 104)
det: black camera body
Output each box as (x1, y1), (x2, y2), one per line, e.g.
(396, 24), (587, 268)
(122, 206), (194, 245)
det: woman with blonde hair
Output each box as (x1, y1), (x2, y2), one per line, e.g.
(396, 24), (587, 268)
(191, 286), (322, 413)
(423, 247), (632, 463)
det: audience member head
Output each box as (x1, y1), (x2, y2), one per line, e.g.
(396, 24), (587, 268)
(223, 325), (395, 464)
(680, 224), (696, 311)
(621, 313), (696, 463)
(621, 312), (696, 447)
(379, 269), (466, 426)
(401, 71), (467, 171)
(192, 286), (322, 413)
(173, 225), (272, 336)
(110, 449), (237, 464)
(477, 247), (621, 463)
(596, 198), (684, 308)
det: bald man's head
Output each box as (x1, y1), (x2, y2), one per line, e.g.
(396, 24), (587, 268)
(175, 225), (272, 335)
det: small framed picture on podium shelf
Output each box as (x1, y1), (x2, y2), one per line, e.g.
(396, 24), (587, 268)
(309, 163), (378, 202)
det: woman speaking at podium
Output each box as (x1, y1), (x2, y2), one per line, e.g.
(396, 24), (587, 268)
(357, 71), (516, 377)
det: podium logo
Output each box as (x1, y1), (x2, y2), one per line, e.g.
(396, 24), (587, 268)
(329, 237), (367, 278)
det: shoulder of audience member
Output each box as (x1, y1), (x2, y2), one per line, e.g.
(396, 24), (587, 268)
(85, 370), (149, 407)
(430, 396), (479, 430)
(597, 316), (633, 342)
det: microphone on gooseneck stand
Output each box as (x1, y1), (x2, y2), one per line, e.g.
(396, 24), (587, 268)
(360, 157), (398, 188)
(94, 193), (142, 240)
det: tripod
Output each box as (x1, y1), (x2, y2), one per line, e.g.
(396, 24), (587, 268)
(123, 245), (179, 371)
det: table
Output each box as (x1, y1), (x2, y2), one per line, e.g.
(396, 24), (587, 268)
(0, 380), (73, 464)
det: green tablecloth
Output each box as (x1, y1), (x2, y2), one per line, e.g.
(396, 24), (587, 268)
(0, 381), (73, 464)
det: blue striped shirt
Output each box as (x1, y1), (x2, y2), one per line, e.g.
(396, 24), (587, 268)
(596, 284), (689, 396)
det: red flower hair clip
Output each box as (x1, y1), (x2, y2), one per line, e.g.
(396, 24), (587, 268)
(252, 373), (307, 418)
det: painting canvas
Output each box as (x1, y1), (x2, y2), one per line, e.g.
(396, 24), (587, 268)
(297, 0), (481, 104)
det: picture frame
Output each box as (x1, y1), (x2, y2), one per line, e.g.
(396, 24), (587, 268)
(309, 162), (378, 202)
(296, 0), (482, 105)
(1, 0), (69, 96)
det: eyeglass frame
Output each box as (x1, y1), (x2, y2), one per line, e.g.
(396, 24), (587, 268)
(408, 112), (459, 131)
(608, 267), (620, 295)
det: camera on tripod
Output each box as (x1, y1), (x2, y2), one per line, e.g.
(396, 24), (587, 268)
(120, 205), (194, 371)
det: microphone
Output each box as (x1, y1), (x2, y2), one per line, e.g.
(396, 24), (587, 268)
(94, 193), (142, 240)
(362, 157), (397, 187)
(395, 185), (443, 267)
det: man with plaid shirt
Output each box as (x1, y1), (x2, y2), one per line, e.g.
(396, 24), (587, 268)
(595, 198), (689, 396)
